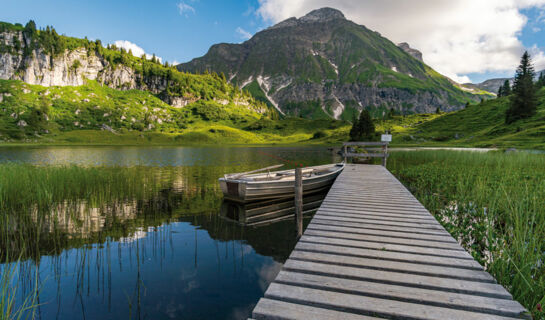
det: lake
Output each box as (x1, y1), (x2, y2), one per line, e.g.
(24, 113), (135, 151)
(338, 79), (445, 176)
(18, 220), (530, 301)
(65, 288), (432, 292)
(0, 146), (341, 320)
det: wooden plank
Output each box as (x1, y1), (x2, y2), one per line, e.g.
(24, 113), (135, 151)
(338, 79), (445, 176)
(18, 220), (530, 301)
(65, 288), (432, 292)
(289, 250), (492, 281)
(343, 142), (388, 146)
(295, 241), (484, 270)
(303, 229), (464, 251)
(252, 298), (382, 320)
(306, 223), (457, 243)
(312, 215), (447, 231)
(274, 271), (527, 317)
(316, 207), (436, 220)
(300, 235), (474, 259)
(281, 260), (510, 299)
(315, 211), (440, 225)
(344, 152), (388, 158)
(320, 201), (428, 211)
(264, 283), (519, 320)
(310, 218), (452, 235)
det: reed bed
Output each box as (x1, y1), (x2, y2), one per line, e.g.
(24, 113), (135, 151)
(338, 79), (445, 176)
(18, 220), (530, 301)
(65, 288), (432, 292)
(389, 150), (545, 318)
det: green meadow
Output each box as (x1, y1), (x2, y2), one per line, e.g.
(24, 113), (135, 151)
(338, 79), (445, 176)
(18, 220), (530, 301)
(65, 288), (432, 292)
(389, 150), (545, 318)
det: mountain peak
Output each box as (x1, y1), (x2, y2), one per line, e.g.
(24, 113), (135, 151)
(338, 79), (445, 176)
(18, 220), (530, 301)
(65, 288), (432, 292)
(268, 7), (346, 30)
(300, 7), (346, 22)
(397, 42), (423, 62)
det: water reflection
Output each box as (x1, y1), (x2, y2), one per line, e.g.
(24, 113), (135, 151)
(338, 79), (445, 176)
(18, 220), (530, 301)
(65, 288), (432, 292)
(220, 191), (328, 226)
(1, 146), (339, 319)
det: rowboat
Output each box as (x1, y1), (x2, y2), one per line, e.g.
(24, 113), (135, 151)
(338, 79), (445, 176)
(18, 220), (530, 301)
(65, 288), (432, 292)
(219, 163), (344, 203)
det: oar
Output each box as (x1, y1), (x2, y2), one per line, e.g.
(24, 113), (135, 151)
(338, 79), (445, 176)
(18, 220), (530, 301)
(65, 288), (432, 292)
(226, 164), (284, 179)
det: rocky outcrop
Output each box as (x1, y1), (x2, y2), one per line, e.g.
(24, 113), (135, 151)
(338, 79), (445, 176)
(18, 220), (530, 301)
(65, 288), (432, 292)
(1, 30), (191, 107)
(397, 42), (423, 62)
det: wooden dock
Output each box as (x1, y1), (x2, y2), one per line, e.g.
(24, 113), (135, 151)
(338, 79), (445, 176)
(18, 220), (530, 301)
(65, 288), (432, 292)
(251, 164), (529, 319)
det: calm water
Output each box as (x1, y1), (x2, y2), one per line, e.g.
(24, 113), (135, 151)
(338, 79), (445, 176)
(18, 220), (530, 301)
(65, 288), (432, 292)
(0, 146), (340, 320)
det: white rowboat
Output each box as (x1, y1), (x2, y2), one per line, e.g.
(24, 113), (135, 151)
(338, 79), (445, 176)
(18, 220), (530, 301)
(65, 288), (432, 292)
(219, 163), (344, 203)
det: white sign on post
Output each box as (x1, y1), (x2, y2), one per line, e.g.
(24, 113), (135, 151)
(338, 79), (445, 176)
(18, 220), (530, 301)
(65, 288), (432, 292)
(381, 134), (392, 142)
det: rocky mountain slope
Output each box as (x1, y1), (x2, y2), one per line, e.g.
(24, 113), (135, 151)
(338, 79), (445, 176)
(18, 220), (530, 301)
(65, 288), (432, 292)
(467, 69), (544, 94)
(0, 21), (272, 113)
(178, 8), (486, 119)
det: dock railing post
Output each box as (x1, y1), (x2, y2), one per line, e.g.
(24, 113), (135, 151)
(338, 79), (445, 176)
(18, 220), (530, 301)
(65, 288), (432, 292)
(382, 143), (388, 167)
(295, 167), (303, 238)
(343, 144), (347, 163)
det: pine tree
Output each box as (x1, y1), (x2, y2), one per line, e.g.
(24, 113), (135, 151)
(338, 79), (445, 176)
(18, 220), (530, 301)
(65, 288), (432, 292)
(502, 79), (511, 96)
(349, 109), (375, 141)
(506, 51), (538, 123)
(537, 72), (545, 89)
(497, 84), (504, 97)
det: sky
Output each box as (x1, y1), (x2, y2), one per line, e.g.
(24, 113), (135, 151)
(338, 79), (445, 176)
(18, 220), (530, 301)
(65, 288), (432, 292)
(1, 0), (545, 84)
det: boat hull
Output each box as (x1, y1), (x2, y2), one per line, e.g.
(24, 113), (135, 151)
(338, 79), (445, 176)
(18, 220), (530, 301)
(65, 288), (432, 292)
(219, 163), (343, 203)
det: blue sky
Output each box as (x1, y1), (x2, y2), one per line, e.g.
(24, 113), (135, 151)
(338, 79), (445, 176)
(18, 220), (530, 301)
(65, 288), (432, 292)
(2, 0), (545, 83)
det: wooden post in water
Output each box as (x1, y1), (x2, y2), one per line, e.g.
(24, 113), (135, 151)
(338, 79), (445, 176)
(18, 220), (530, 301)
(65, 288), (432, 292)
(343, 145), (348, 163)
(295, 167), (303, 238)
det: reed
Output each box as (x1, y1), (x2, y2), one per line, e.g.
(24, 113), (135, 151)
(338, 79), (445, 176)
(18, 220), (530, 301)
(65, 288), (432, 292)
(0, 251), (40, 320)
(389, 150), (545, 318)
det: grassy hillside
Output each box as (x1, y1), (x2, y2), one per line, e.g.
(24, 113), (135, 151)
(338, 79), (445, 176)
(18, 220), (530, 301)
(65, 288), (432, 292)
(392, 88), (545, 149)
(0, 79), (351, 145)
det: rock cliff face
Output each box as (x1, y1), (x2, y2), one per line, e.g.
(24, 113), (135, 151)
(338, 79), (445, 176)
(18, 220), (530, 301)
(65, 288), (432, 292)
(179, 7), (482, 119)
(1, 29), (191, 107)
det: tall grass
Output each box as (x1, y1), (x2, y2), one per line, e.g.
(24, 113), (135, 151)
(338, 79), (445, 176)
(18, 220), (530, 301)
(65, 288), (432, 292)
(0, 255), (39, 320)
(389, 150), (545, 319)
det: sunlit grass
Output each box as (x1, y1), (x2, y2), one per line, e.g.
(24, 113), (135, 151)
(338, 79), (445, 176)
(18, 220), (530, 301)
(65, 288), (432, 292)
(389, 150), (545, 318)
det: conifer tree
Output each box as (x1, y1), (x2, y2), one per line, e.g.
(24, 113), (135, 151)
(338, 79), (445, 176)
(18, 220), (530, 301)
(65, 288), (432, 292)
(503, 79), (511, 96)
(497, 85), (503, 97)
(537, 72), (545, 89)
(506, 51), (538, 123)
(349, 109), (375, 141)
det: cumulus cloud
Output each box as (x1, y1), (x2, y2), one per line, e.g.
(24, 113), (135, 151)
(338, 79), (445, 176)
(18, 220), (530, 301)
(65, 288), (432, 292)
(113, 40), (162, 62)
(256, 0), (545, 82)
(177, 2), (196, 17)
(236, 27), (252, 40)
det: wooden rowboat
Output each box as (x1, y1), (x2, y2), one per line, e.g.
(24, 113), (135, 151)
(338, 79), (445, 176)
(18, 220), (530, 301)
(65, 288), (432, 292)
(219, 163), (344, 203)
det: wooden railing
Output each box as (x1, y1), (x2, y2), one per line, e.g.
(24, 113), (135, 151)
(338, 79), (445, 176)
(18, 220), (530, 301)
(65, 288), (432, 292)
(342, 141), (389, 167)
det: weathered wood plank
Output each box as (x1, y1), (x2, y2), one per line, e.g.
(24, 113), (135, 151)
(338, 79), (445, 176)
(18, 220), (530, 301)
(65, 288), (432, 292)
(294, 241), (483, 270)
(252, 298), (382, 320)
(274, 271), (527, 317)
(315, 208), (436, 220)
(312, 215), (446, 230)
(315, 211), (440, 224)
(303, 229), (464, 250)
(299, 235), (474, 259)
(264, 283), (519, 320)
(311, 218), (452, 235)
(289, 250), (492, 281)
(306, 223), (457, 243)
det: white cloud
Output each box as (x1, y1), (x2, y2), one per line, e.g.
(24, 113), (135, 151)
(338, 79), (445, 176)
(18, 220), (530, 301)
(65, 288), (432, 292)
(256, 0), (545, 83)
(236, 27), (252, 40)
(177, 2), (196, 16)
(529, 45), (545, 70)
(113, 40), (162, 62)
